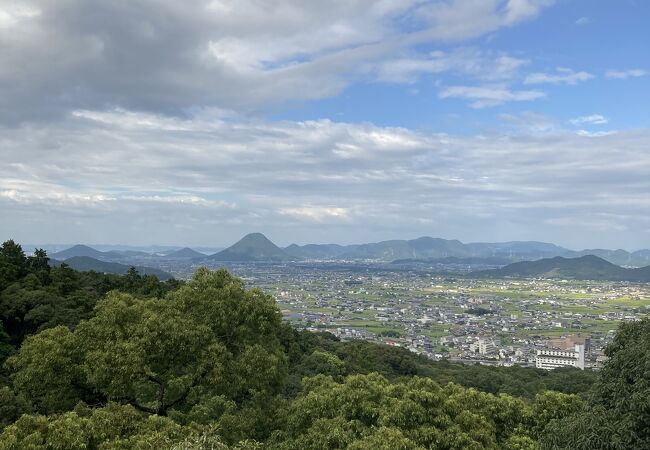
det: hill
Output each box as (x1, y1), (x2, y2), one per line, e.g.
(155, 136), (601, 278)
(473, 255), (650, 282)
(53, 256), (173, 280)
(282, 238), (650, 266)
(51, 244), (116, 260)
(163, 247), (205, 259)
(207, 233), (295, 262)
(568, 248), (650, 267)
(337, 237), (569, 261)
(467, 241), (569, 259)
(340, 236), (470, 260)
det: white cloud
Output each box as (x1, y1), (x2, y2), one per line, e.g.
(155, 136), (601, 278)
(0, 1), (40, 28)
(524, 67), (594, 85)
(575, 17), (590, 25)
(570, 114), (608, 125)
(499, 111), (558, 134)
(3, 108), (649, 247)
(376, 48), (529, 83)
(0, 188), (116, 206)
(414, 0), (555, 41)
(545, 216), (627, 232)
(575, 129), (617, 137)
(439, 85), (545, 108)
(279, 207), (351, 222)
(0, 0), (555, 122)
(605, 69), (647, 79)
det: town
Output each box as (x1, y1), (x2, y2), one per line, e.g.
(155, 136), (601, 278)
(158, 259), (648, 370)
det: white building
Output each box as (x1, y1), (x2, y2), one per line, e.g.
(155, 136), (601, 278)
(473, 338), (496, 355)
(535, 344), (585, 370)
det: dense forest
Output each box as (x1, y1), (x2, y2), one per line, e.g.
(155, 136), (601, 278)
(0, 240), (648, 449)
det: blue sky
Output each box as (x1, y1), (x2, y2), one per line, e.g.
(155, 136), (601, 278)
(276, 0), (650, 132)
(0, 0), (649, 249)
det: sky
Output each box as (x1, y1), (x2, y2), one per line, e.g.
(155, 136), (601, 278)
(1, 0), (649, 250)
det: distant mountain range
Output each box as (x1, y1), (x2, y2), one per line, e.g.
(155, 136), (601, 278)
(46, 235), (650, 267)
(282, 238), (568, 262)
(284, 237), (650, 266)
(51, 256), (173, 280)
(473, 255), (650, 282)
(51, 244), (150, 260)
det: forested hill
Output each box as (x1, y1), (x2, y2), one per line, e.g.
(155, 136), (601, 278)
(163, 247), (206, 259)
(1, 239), (649, 449)
(50, 255), (173, 280)
(473, 255), (650, 282)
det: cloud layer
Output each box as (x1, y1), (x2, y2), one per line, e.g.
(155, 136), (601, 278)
(0, 0), (555, 121)
(2, 109), (649, 248)
(1, 0), (648, 249)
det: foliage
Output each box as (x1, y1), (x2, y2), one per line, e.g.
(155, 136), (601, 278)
(0, 240), (180, 379)
(1, 244), (645, 449)
(6, 268), (287, 421)
(539, 317), (650, 449)
(282, 329), (596, 399)
(265, 373), (580, 449)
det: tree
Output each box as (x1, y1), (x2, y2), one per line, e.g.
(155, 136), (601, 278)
(539, 318), (650, 449)
(270, 373), (536, 449)
(0, 241), (27, 292)
(0, 386), (30, 430)
(6, 326), (87, 414)
(0, 241), (181, 353)
(27, 249), (50, 285)
(591, 318), (650, 439)
(77, 291), (227, 416)
(0, 324), (13, 363)
(7, 268), (288, 419)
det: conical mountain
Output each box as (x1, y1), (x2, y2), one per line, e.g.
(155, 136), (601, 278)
(51, 244), (123, 260)
(208, 233), (295, 261)
(164, 247), (205, 259)
(52, 244), (103, 259)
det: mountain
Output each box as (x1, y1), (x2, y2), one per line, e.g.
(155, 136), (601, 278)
(295, 236), (647, 266)
(336, 237), (567, 261)
(207, 233), (295, 262)
(473, 255), (650, 282)
(633, 249), (650, 264)
(566, 249), (650, 267)
(284, 243), (358, 260)
(51, 244), (123, 260)
(340, 237), (471, 260)
(466, 241), (570, 259)
(53, 256), (173, 280)
(163, 247), (205, 259)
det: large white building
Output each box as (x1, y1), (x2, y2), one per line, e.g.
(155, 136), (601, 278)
(535, 344), (585, 370)
(470, 338), (497, 355)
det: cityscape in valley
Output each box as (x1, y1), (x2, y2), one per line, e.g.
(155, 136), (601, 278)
(32, 232), (650, 371)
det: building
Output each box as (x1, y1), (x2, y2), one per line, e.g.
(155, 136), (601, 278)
(471, 338), (497, 355)
(535, 344), (585, 370)
(549, 335), (591, 352)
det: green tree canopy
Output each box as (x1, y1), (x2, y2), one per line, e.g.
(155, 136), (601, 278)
(7, 268), (288, 419)
(539, 318), (650, 449)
